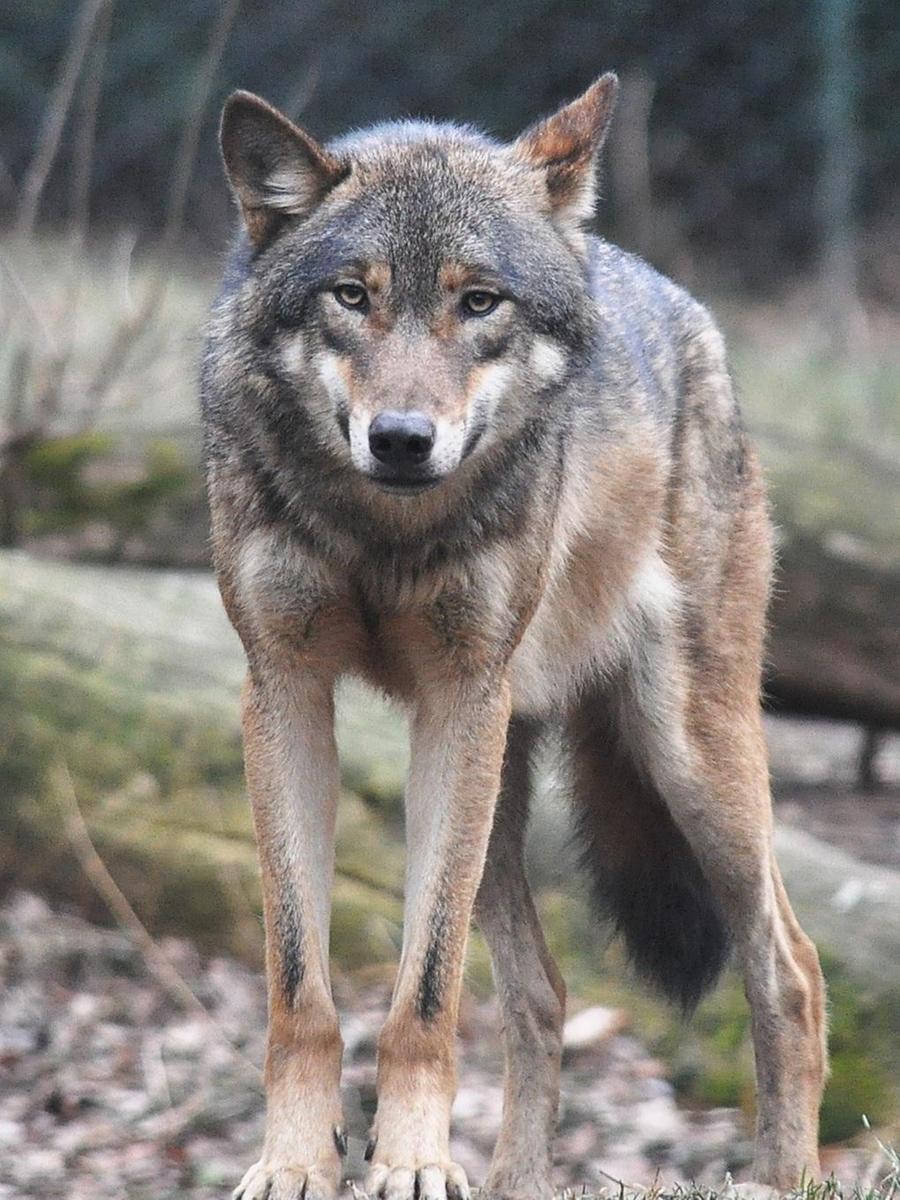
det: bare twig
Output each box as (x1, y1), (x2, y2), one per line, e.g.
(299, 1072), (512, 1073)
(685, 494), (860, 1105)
(64, 1055), (221, 1158)
(52, 760), (262, 1083)
(283, 59), (321, 121)
(2, 344), (30, 437)
(111, 227), (139, 319)
(14, 0), (110, 240)
(158, 0), (242, 264)
(83, 0), (242, 413)
(0, 251), (70, 437)
(0, 346), (34, 547)
(205, 787), (265, 955)
(68, 0), (115, 254)
(54, 0), (116, 406)
(338, 864), (404, 901)
(136, 1060), (220, 1140)
(0, 251), (62, 358)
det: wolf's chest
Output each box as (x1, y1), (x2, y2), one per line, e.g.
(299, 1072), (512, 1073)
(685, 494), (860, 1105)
(508, 549), (679, 718)
(508, 590), (621, 717)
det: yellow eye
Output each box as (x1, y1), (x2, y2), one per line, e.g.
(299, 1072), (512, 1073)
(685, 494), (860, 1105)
(333, 283), (367, 310)
(462, 290), (500, 317)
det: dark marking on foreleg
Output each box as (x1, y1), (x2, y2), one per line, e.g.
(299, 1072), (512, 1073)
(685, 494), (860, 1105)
(273, 874), (305, 1007)
(416, 902), (450, 1021)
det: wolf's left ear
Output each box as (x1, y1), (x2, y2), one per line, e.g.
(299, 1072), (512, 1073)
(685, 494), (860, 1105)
(513, 73), (619, 234)
(220, 91), (347, 246)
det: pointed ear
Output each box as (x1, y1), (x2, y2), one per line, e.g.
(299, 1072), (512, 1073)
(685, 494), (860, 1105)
(219, 91), (347, 246)
(513, 73), (619, 232)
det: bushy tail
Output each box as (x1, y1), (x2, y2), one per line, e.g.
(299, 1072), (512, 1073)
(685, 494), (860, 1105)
(571, 716), (731, 1012)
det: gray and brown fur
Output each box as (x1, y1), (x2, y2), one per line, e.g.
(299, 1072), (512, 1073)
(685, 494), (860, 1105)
(202, 75), (827, 1200)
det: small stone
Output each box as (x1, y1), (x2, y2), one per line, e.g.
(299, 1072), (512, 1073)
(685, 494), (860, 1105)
(563, 1005), (630, 1052)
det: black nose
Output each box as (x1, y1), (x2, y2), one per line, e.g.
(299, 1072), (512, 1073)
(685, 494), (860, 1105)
(368, 410), (436, 467)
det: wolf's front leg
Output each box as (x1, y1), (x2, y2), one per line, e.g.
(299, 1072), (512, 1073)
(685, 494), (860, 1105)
(235, 671), (344, 1200)
(366, 678), (513, 1200)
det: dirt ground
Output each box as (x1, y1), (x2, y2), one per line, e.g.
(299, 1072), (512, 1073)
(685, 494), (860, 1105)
(0, 891), (755, 1199)
(1, 887), (886, 1200)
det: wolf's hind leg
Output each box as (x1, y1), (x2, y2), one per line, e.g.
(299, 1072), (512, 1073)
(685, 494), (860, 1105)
(474, 719), (565, 1200)
(573, 660), (827, 1189)
(660, 717), (826, 1189)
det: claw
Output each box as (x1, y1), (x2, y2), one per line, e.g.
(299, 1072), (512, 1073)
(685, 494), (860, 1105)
(364, 1163), (468, 1200)
(333, 1127), (348, 1157)
(364, 1136), (378, 1162)
(384, 1166), (416, 1200)
(445, 1164), (470, 1200)
(233, 1162), (336, 1200)
(417, 1165), (448, 1200)
(365, 1163), (389, 1199)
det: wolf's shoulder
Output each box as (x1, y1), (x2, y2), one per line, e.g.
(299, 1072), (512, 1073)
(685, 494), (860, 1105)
(588, 238), (716, 343)
(583, 238), (737, 437)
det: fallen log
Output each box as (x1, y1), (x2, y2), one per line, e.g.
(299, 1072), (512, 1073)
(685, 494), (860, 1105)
(2, 551), (897, 989)
(767, 534), (900, 731)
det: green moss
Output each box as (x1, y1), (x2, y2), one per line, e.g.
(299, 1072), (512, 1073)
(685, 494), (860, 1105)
(819, 954), (900, 1142)
(0, 623), (414, 965)
(20, 434), (196, 545)
(331, 876), (402, 970)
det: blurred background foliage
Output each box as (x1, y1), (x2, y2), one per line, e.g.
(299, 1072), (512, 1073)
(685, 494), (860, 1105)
(2, 0), (899, 296)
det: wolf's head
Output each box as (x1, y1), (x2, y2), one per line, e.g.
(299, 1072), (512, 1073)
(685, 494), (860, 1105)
(218, 75), (617, 496)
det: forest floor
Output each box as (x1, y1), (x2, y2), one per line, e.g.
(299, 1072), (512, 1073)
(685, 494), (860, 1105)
(0, 891), (894, 1200)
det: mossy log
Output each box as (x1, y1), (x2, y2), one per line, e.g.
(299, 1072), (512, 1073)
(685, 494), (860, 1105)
(0, 550), (406, 962)
(1, 550), (898, 987)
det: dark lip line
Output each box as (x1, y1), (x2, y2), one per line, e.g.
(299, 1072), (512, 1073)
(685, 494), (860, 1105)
(369, 475), (442, 495)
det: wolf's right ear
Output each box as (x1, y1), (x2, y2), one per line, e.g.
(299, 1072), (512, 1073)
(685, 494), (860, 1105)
(219, 91), (347, 246)
(512, 73), (619, 243)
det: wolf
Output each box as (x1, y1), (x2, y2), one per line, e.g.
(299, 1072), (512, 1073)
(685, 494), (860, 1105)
(201, 73), (827, 1200)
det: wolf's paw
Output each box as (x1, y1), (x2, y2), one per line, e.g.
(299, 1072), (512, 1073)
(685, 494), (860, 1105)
(364, 1161), (470, 1200)
(233, 1160), (340, 1200)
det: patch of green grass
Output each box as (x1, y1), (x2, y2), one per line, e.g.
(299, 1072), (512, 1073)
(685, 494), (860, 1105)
(558, 1132), (899, 1198)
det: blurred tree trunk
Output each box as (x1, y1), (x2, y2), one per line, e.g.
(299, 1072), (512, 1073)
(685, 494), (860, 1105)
(607, 69), (687, 279)
(0, 347), (34, 548)
(816, 0), (865, 353)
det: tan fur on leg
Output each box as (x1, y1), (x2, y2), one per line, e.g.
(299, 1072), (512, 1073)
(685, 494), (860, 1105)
(235, 672), (344, 1200)
(609, 464), (828, 1188)
(365, 678), (513, 1200)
